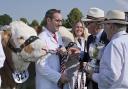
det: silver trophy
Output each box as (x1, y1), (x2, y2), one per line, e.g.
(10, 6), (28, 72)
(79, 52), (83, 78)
(85, 42), (105, 73)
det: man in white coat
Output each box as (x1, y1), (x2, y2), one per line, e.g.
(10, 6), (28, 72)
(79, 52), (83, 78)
(88, 10), (128, 89)
(36, 9), (80, 89)
(0, 31), (5, 87)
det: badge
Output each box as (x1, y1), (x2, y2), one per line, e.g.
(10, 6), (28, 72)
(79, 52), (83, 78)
(12, 70), (29, 83)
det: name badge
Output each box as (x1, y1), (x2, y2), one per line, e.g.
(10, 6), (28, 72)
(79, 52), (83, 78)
(12, 70), (29, 83)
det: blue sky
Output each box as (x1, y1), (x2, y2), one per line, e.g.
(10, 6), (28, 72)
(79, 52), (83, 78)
(0, 0), (128, 23)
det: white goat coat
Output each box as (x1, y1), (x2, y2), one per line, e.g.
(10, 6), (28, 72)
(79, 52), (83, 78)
(36, 29), (63, 89)
(0, 34), (5, 87)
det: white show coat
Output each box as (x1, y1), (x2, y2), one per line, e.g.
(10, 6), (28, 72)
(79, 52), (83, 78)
(74, 37), (87, 89)
(0, 34), (5, 87)
(92, 31), (128, 89)
(75, 37), (86, 52)
(36, 29), (63, 89)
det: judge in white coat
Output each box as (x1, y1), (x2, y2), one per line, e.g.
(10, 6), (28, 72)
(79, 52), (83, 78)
(88, 10), (128, 89)
(36, 9), (71, 89)
(0, 32), (5, 87)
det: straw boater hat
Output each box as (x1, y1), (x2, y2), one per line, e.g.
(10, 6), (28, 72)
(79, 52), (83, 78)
(82, 7), (105, 22)
(102, 10), (128, 25)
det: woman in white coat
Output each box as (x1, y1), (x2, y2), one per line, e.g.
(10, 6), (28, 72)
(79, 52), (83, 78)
(72, 20), (89, 52)
(71, 20), (89, 89)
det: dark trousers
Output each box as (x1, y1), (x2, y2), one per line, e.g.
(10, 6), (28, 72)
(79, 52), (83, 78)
(86, 80), (98, 89)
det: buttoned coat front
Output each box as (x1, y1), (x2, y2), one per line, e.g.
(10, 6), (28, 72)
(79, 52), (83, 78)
(36, 29), (63, 89)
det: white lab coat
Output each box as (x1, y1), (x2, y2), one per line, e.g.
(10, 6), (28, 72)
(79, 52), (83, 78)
(36, 29), (63, 89)
(0, 34), (5, 87)
(75, 37), (86, 52)
(74, 37), (87, 89)
(92, 31), (128, 89)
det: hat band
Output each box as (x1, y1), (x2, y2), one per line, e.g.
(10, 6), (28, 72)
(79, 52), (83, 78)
(87, 15), (104, 20)
(105, 18), (126, 21)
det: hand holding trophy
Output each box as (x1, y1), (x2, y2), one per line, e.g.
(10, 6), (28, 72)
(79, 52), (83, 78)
(85, 42), (105, 75)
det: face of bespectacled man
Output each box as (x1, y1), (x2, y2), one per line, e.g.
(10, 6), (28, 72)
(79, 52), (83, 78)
(86, 21), (99, 35)
(48, 13), (62, 33)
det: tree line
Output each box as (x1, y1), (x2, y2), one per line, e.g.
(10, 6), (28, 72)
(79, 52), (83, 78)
(0, 8), (83, 29)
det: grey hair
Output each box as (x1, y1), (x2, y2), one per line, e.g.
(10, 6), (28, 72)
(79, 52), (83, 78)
(114, 23), (127, 32)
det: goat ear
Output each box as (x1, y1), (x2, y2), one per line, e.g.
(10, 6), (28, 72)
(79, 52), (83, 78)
(1, 31), (11, 46)
(24, 45), (34, 54)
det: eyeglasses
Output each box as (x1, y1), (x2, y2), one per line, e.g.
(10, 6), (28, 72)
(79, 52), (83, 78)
(53, 18), (62, 23)
(85, 22), (94, 26)
(85, 22), (101, 26)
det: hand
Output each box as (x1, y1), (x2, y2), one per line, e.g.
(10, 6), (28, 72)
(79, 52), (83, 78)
(59, 73), (69, 84)
(68, 47), (80, 55)
(57, 73), (68, 88)
(85, 64), (94, 79)
(57, 47), (67, 55)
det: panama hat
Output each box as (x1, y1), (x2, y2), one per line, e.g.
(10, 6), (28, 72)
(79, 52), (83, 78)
(82, 7), (105, 22)
(103, 10), (128, 25)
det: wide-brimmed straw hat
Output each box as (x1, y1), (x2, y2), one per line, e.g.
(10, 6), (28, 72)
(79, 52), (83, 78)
(102, 10), (128, 25)
(82, 7), (105, 22)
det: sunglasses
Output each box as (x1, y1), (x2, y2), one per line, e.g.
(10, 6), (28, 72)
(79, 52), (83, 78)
(84, 21), (101, 26)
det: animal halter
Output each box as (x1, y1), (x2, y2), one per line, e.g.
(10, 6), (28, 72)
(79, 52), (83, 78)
(8, 36), (39, 53)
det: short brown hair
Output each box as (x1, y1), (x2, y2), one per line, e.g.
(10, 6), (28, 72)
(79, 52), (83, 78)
(43, 9), (61, 26)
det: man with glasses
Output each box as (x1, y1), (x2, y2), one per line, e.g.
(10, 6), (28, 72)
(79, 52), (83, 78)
(36, 9), (67, 89)
(36, 9), (80, 89)
(82, 7), (109, 89)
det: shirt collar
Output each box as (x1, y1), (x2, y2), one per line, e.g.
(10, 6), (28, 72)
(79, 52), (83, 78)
(112, 31), (127, 40)
(76, 37), (84, 40)
(44, 27), (57, 37)
(96, 29), (104, 39)
(94, 29), (104, 43)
